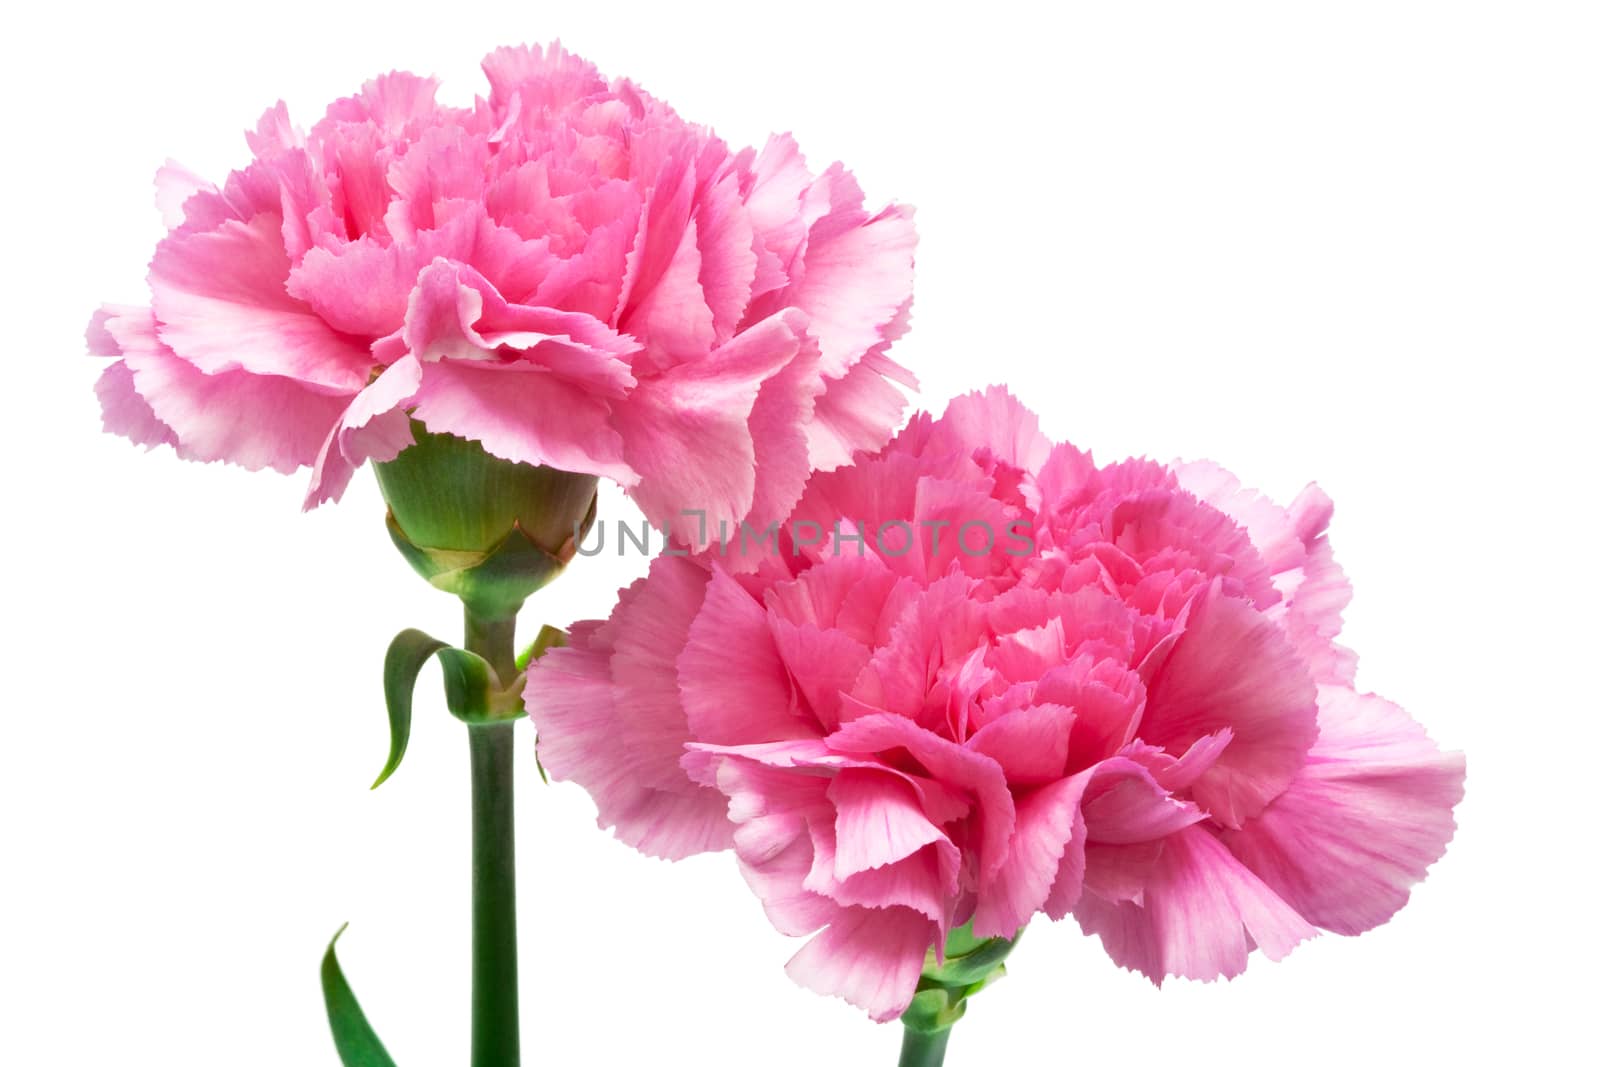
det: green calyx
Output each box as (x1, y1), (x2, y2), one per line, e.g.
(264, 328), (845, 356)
(900, 923), (1020, 1036)
(375, 424), (598, 618)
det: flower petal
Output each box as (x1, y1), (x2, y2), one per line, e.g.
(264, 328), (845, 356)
(1075, 824), (1317, 983)
(1140, 585), (1319, 827)
(149, 215), (372, 392)
(616, 311), (809, 533)
(785, 905), (936, 1022)
(1222, 686), (1464, 935)
(110, 311), (346, 473)
(406, 358), (635, 484)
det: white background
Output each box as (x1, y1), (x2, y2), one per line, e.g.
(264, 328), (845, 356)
(2, 2), (1595, 1063)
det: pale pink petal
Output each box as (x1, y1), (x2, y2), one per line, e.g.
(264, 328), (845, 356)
(785, 905), (936, 1021)
(480, 42), (607, 112)
(1282, 494), (1357, 685)
(154, 160), (215, 229)
(766, 616), (871, 731)
(304, 356), (422, 508)
(826, 713), (1015, 878)
(406, 358), (635, 484)
(527, 617), (734, 860)
(741, 330), (825, 537)
(744, 133), (814, 285)
(1079, 841), (1162, 906)
(320, 70), (443, 135)
(1140, 585), (1319, 827)
(1122, 730), (1235, 793)
(382, 126), (491, 238)
(1032, 654), (1148, 770)
(972, 773), (1090, 938)
(616, 311), (808, 533)
(1176, 461), (1356, 684)
(789, 203), (917, 378)
(616, 155), (716, 364)
(149, 215), (372, 391)
(965, 703), (1075, 785)
(282, 212), (499, 339)
(108, 311), (346, 473)
(1079, 758), (1208, 844)
(1222, 686), (1464, 935)
(696, 167), (758, 342)
(806, 348), (914, 471)
(740, 834), (843, 937)
(806, 818), (953, 922)
(94, 360), (176, 450)
(1174, 460), (1306, 574)
(932, 385), (1053, 473)
(827, 769), (951, 878)
(1075, 825), (1317, 983)
(609, 555), (727, 809)
(678, 568), (823, 748)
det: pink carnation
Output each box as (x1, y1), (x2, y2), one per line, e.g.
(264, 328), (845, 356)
(526, 387), (1464, 1020)
(88, 43), (916, 532)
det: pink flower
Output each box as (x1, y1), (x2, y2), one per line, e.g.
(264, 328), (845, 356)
(526, 387), (1464, 1020)
(88, 44), (916, 534)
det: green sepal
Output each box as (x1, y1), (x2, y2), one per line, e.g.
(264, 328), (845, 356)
(921, 931), (1016, 988)
(320, 924), (397, 1067)
(900, 922), (1019, 1035)
(436, 646), (495, 721)
(375, 425), (599, 618)
(516, 624), (568, 671)
(902, 987), (968, 1034)
(437, 646), (526, 726)
(516, 624), (566, 782)
(374, 629), (449, 789)
(385, 513), (567, 620)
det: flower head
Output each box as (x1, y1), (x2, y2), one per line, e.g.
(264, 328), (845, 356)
(89, 43), (916, 537)
(526, 387), (1464, 1020)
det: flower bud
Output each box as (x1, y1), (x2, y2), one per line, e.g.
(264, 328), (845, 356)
(374, 425), (598, 619)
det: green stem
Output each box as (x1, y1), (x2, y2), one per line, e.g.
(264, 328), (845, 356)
(898, 1025), (953, 1067)
(465, 608), (519, 1067)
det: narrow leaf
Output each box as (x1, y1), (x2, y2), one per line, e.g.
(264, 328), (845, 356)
(320, 924), (398, 1067)
(374, 628), (448, 788)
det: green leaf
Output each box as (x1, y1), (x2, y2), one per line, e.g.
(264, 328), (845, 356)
(320, 924), (397, 1067)
(436, 646), (498, 724)
(373, 629), (448, 789)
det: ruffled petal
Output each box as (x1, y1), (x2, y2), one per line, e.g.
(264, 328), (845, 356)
(149, 215), (372, 392)
(827, 769), (952, 878)
(1222, 687), (1464, 935)
(527, 613), (735, 861)
(406, 358), (635, 484)
(615, 311), (809, 533)
(789, 198), (916, 378)
(1140, 585), (1319, 827)
(806, 348), (913, 471)
(785, 905), (936, 1022)
(108, 310), (346, 473)
(1075, 824), (1317, 983)
(94, 360), (176, 450)
(678, 567), (822, 748)
(971, 773), (1090, 938)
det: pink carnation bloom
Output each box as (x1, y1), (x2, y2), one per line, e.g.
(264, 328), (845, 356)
(526, 387), (1464, 1020)
(88, 43), (916, 532)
